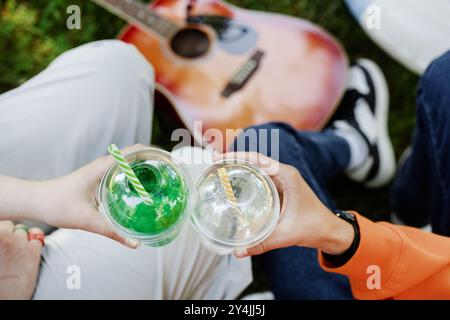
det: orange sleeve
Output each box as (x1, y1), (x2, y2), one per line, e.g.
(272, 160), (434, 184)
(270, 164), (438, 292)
(319, 213), (450, 300)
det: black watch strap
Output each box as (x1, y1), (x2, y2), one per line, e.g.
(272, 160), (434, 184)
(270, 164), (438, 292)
(322, 210), (361, 267)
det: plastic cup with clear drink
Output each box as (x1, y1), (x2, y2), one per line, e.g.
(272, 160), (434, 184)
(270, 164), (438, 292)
(191, 159), (280, 255)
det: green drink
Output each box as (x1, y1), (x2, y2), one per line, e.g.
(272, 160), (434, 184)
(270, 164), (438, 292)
(98, 148), (195, 247)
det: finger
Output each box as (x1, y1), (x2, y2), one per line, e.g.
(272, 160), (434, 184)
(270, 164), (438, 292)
(28, 232), (45, 248)
(28, 228), (45, 247)
(216, 152), (292, 215)
(28, 227), (44, 236)
(84, 212), (140, 249)
(234, 225), (289, 258)
(235, 240), (271, 258)
(120, 144), (147, 155)
(109, 231), (140, 249)
(86, 155), (117, 182)
(13, 224), (29, 241)
(87, 144), (149, 182)
(0, 221), (14, 233)
(29, 238), (44, 250)
(213, 152), (281, 176)
(28, 237), (44, 255)
(215, 152), (305, 191)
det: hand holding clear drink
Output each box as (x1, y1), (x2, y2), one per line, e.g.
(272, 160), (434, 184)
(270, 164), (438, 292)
(214, 152), (355, 258)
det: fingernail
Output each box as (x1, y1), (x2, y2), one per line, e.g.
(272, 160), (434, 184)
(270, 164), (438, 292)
(28, 228), (44, 235)
(28, 233), (45, 247)
(125, 239), (141, 249)
(235, 248), (248, 258)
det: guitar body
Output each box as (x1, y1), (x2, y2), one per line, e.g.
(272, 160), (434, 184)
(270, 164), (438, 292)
(118, 0), (348, 149)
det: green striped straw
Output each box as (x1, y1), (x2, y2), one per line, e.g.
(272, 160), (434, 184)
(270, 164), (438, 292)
(107, 144), (153, 206)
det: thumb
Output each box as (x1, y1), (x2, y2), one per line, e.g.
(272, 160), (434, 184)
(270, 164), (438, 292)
(234, 239), (274, 258)
(83, 144), (147, 183)
(104, 229), (140, 249)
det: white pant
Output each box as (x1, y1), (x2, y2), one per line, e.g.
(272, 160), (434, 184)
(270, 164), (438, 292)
(0, 40), (251, 299)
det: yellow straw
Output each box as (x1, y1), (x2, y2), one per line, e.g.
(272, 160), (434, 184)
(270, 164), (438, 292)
(218, 167), (249, 226)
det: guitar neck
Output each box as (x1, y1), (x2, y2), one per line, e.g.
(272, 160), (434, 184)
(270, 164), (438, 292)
(92, 0), (180, 39)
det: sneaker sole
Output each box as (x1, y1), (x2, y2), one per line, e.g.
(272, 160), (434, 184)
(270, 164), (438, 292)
(357, 59), (396, 188)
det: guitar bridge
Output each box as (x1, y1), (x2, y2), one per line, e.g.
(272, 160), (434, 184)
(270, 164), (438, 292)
(222, 50), (264, 98)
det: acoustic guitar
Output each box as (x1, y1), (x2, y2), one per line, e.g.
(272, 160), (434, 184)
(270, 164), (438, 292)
(93, 0), (348, 150)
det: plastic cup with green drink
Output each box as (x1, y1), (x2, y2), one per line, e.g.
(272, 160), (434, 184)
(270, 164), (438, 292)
(98, 145), (195, 247)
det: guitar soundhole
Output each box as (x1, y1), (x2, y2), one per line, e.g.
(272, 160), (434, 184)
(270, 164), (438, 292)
(170, 28), (210, 59)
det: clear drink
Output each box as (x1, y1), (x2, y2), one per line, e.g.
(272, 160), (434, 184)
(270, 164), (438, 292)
(191, 159), (280, 255)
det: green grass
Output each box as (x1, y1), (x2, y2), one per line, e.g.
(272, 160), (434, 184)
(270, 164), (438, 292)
(0, 0), (420, 293)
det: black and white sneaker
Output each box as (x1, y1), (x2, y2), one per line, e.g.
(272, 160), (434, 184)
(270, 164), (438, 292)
(329, 59), (396, 188)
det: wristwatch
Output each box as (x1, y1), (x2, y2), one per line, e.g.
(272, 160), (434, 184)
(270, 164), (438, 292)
(322, 210), (361, 267)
